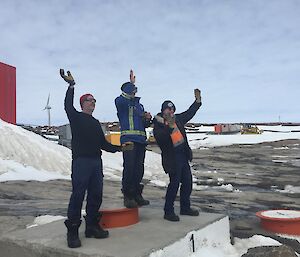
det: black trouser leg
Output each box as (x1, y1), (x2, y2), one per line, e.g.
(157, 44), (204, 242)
(122, 144), (137, 197)
(86, 159), (103, 225)
(180, 161), (192, 212)
(67, 158), (91, 223)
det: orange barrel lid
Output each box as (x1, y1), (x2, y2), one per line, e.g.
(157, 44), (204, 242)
(256, 209), (300, 235)
(99, 207), (139, 229)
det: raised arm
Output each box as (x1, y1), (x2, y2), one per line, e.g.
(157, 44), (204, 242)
(176, 89), (202, 125)
(61, 69), (77, 118)
(64, 86), (77, 117)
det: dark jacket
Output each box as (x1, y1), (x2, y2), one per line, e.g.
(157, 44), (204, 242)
(153, 101), (201, 174)
(65, 86), (119, 159)
(115, 92), (151, 145)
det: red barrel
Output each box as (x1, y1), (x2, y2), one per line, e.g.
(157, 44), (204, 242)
(256, 210), (300, 235)
(99, 208), (139, 229)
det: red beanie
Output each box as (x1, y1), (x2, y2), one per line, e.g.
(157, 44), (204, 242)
(80, 93), (93, 108)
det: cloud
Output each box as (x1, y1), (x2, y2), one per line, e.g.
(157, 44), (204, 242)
(0, 0), (299, 124)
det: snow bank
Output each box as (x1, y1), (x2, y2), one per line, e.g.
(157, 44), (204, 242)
(0, 119), (167, 183)
(1, 119), (299, 186)
(102, 150), (168, 184)
(0, 159), (70, 181)
(0, 119), (71, 178)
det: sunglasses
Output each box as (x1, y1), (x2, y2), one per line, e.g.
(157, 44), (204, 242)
(85, 98), (96, 103)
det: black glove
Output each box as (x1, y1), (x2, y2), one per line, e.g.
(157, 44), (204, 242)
(60, 69), (75, 86)
(194, 88), (201, 103)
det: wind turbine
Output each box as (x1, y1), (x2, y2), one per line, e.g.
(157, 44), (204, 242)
(43, 93), (52, 126)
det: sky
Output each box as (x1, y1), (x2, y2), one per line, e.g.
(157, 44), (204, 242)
(0, 0), (299, 125)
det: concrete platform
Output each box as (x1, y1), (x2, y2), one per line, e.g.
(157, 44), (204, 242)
(0, 207), (228, 257)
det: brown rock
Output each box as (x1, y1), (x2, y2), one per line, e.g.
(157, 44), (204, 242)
(241, 245), (297, 257)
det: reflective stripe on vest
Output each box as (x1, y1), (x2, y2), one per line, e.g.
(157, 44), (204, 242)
(121, 130), (146, 137)
(129, 106), (134, 130)
(170, 124), (185, 147)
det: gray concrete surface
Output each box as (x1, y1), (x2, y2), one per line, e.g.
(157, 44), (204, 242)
(0, 207), (225, 257)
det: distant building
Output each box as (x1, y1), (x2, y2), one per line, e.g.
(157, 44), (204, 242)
(58, 124), (72, 148)
(214, 124), (241, 134)
(58, 123), (109, 149)
(0, 62), (16, 124)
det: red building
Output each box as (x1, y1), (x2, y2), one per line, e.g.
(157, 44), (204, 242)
(0, 62), (16, 124)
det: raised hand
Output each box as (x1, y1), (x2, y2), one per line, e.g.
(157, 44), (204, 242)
(130, 69), (136, 84)
(194, 88), (201, 103)
(60, 69), (75, 86)
(144, 112), (152, 121)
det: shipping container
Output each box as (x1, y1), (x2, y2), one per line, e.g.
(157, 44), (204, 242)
(0, 62), (16, 124)
(214, 124), (241, 134)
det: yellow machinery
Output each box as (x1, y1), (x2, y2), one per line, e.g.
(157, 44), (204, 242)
(105, 132), (121, 146)
(241, 124), (262, 134)
(105, 131), (157, 145)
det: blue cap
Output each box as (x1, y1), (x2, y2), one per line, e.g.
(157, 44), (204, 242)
(121, 82), (137, 94)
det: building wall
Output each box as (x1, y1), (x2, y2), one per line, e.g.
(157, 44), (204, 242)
(0, 62), (16, 124)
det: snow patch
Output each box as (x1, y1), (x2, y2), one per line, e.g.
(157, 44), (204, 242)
(233, 235), (281, 256)
(278, 185), (300, 194)
(26, 215), (65, 228)
(188, 130), (300, 149)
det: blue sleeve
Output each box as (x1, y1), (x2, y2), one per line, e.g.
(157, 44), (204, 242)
(115, 96), (132, 111)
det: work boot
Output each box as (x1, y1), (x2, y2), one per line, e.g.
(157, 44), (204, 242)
(84, 213), (109, 239)
(135, 195), (150, 206)
(124, 195), (138, 208)
(164, 213), (180, 222)
(135, 184), (150, 206)
(180, 208), (199, 216)
(64, 219), (82, 248)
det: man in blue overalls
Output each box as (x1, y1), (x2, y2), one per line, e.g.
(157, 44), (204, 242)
(115, 70), (152, 208)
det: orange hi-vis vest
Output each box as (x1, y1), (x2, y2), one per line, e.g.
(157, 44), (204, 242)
(170, 123), (185, 147)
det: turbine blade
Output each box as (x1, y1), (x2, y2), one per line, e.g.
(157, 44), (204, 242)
(47, 93), (50, 105)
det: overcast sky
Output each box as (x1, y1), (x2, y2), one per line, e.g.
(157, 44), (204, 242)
(1, 0), (299, 125)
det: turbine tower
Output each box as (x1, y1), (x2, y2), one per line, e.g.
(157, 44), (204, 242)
(43, 93), (52, 126)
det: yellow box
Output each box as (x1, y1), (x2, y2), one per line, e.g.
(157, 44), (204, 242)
(105, 133), (121, 146)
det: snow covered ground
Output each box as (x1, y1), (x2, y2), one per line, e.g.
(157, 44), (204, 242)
(1, 119), (300, 256)
(0, 119), (168, 184)
(1, 119), (299, 183)
(188, 125), (300, 149)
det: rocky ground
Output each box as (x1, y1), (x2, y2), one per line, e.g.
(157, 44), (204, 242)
(0, 139), (299, 254)
(190, 139), (300, 254)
